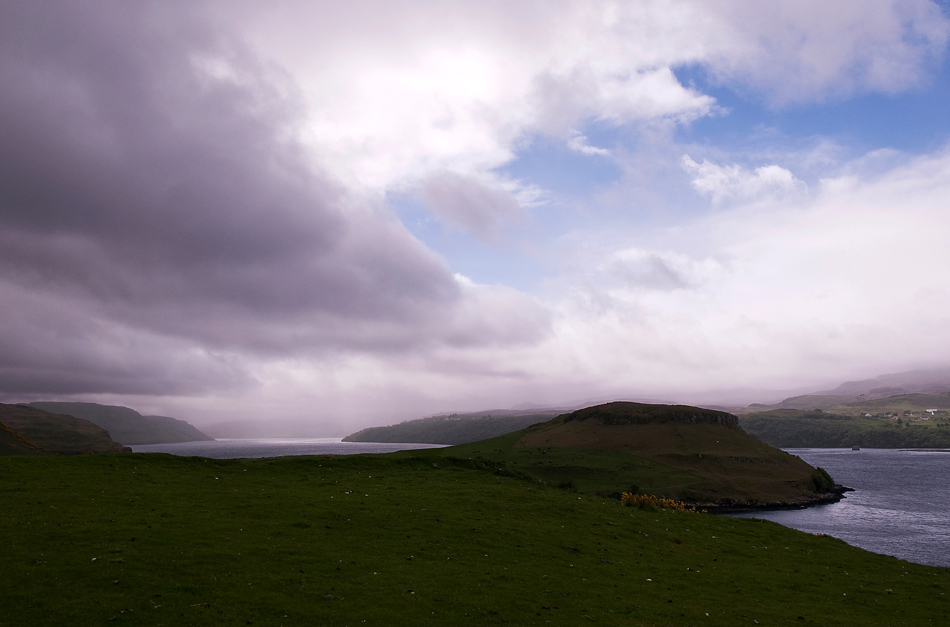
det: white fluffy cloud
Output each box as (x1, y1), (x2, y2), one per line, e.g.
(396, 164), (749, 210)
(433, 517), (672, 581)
(682, 156), (807, 204)
(528, 147), (950, 400)
(220, 0), (948, 197)
(697, 0), (950, 103)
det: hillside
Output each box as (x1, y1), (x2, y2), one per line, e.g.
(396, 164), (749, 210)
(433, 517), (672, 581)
(435, 401), (842, 509)
(0, 420), (50, 455)
(740, 409), (950, 448)
(142, 414), (214, 441)
(743, 390), (950, 415)
(744, 394), (864, 412)
(816, 367), (950, 398)
(343, 410), (561, 444)
(0, 404), (126, 454)
(29, 402), (212, 445)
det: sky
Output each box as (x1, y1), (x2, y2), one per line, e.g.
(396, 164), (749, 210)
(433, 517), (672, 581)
(3, 1), (950, 434)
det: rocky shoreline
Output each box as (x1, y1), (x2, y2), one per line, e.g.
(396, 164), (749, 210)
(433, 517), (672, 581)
(696, 484), (855, 514)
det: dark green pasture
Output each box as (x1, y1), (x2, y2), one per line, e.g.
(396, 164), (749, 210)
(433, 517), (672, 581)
(1, 453), (947, 626)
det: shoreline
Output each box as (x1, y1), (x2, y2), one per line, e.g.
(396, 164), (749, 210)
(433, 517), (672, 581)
(699, 484), (855, 514)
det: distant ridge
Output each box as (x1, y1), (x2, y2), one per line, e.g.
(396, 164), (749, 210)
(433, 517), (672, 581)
(744, 394), (864, 412)
(816, 367), (950, 399)
(142, 415), (213, 442)
(343, 410), (562, 445)
(28, 402), (212, 445)
(0, 403), (126, 454)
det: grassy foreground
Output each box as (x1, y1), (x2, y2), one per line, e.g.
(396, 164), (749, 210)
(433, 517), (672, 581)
(1, 453), (948, 626)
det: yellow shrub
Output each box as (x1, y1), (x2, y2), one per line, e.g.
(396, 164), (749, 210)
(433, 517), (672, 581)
(621, 492), (705, 513)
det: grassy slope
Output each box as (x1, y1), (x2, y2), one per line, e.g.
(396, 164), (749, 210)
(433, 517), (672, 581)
(1, 452), (947, 627)
(740, 410), (950, 448)
(0, 404), (125, 454)
(741, 392), (950, 416)
(440, 412), (823, 506)
(0, 422), (50, 455)
(745, 395), (864, 412)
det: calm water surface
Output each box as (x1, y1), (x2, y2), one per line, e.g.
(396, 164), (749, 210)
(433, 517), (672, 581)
(730, 448), (950, 567)
(130, 438), (446, 458)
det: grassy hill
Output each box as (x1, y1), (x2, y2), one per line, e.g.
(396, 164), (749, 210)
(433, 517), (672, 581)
(343, 410), (561, 445)
(0, 420), (50, 455)
(741, 391), (950, 416)
(740, 409), (950, 448)
(29, 402), (212, 445)
(0, 404), (126, 454)
(432, 402), (840, 509)
(745, 394), (864, 411)
(1, 452), (947, 626)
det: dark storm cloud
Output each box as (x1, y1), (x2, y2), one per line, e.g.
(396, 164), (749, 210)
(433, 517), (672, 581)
(0, 2), (546, 396)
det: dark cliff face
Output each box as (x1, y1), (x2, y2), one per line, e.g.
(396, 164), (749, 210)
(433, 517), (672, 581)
(562, 401), (739, 427)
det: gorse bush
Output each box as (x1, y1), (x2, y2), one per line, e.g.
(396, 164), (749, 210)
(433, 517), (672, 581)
(810, 467), (835, 493)
(621, 492), (705, 513)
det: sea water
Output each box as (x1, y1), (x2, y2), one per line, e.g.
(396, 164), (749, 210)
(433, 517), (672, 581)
(730, 448), (950, 567)
(130, 438), (446, 458)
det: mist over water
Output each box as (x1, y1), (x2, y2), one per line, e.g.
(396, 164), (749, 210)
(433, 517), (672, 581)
(130, 438), (446, 459)
(730, 449), (950, 567)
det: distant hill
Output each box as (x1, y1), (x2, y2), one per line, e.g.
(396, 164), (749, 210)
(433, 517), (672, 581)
(28, 402), (212, 445)
(740, 408), (950, 448)
(435, 402), (843, 509)
(142, 415), (213, 442)
(742, 389), (950, 414)
(735, 367), (950, 414)
(744, 394), (864, 412)
(0, 420), (50, 455)
(816, 367), (950, 398)
(343, 410), (563, 445)
(0, 404), (126, 454)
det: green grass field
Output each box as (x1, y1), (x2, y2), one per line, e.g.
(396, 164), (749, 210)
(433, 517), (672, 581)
(2, 452), (948, 626)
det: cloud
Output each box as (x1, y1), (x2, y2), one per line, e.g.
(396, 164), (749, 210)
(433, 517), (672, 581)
(682, 155), (807, 204)
(696, 0), (950, 103)
(603, 249), (718, 292)
(0, 2), (548, 397)
(417, 171), (522, 238)
(567, 131), (611, 157)
(2, 0), (949, 420)
(215, 0), (948, 234)
(527, 146), (950, 398)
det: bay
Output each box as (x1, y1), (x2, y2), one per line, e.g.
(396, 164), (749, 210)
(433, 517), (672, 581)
(130, 438), (446, 459)
(730, 448), (950, 567)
